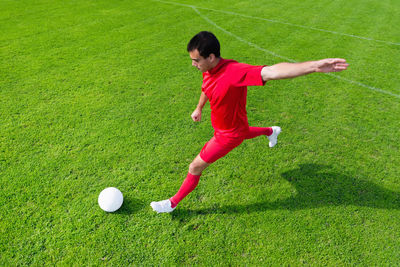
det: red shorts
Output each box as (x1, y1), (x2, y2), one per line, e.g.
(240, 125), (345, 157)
(199, 135), (244, 163)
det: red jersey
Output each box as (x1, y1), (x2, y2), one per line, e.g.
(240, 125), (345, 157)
(201, 58), (266, 139)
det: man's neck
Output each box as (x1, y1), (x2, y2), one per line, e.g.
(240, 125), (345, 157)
(208, 57), (221, 71)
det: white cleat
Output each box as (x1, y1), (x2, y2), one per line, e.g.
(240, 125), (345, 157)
(150, 199), (176, 213)
(267, 126), (281, 148)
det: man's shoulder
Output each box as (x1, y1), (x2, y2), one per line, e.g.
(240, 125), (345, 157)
(225, 59), (254, 69)
(203, 58), (241, 79)
(225, 60), (259, 76)
(222, 58), (239, 67)
(223, 58), (238, 63)
(219, 59), (240, 74)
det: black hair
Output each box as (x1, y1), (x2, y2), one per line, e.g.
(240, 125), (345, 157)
(187, 31), (220, 58)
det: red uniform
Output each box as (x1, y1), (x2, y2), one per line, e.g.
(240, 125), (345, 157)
(170, 58), (272, 207)
(199, 58), (267, 163)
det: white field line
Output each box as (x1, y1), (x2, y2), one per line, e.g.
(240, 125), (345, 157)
(155, 0), (400, 46)
(155, 0), (400, 99)
(193, 7), (400, 99)
(325, 73), (400, 98)
(191, 7), (295, 63)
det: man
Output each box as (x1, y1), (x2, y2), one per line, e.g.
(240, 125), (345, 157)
(151, 31), (348, 213)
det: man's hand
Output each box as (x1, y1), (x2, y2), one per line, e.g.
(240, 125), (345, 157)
(191, 108), (202, 122)
(315, 58), (349, 73)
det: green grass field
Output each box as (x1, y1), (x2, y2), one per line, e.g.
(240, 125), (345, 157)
(1, 0), (400, 265)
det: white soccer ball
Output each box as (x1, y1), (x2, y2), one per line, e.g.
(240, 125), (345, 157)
(98, 187), (123, 212)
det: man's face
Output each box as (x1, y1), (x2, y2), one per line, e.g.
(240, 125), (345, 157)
(189, 49), (213, 72)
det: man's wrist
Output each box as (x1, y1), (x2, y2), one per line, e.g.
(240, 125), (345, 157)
(308, 61), (317, 73)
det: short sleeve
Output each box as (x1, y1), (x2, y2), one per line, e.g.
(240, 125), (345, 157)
(229, 63), (266, 87)
(201, 72), (207, 92)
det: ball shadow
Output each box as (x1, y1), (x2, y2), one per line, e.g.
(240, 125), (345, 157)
(115, 197), (145, 215)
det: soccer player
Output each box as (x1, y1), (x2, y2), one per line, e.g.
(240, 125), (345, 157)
(151, 31), (348, 213)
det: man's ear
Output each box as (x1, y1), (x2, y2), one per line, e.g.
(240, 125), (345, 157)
(208, 53), (216, 62)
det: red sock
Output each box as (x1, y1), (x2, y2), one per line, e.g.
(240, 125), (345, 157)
(170, 173), (201, 208)
(245, 126), (273, 139)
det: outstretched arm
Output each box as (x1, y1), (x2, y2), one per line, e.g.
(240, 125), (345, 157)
(191, 92), (208, 122)
(261, 58), (349, 82)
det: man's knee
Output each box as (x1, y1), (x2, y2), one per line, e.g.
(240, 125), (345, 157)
(188, 162), (203, 174)
(189, 156), (209, 175)
(188, 162), (198, 174)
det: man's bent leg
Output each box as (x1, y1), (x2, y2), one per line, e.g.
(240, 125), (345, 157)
(245, 126), (273, 139)
(246, 126), (281, 147)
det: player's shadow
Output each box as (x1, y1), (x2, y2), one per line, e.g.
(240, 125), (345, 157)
(173, 163), (400, 217)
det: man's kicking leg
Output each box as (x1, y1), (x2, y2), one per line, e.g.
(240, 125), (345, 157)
(150, 136), (243, 213)
(246, 126), (281, 147)
(150, 155), (210, 213)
